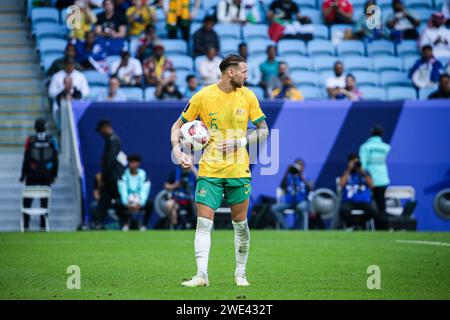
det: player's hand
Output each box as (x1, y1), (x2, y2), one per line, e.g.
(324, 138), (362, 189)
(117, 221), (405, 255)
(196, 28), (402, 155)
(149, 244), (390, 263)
(174, 147), (192, 168)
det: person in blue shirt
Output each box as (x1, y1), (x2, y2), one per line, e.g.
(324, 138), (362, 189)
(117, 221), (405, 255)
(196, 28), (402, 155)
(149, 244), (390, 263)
(408, 45), (444, 89)
(117, 154), (153, 231)
(271, 159), (312, 230)
(339, 154), (377, 230)
(183, 74), (202, 100)
(74, 31), (107, 70)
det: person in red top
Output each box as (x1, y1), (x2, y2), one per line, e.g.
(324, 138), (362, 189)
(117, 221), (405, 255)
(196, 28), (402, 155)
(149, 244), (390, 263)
(322, 0), (353, 25)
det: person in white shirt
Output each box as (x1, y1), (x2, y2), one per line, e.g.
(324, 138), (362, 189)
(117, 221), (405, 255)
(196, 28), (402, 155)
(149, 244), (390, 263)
(386, 0), (420, 41)
(326, 61), (346, 99)
(48, 57), (90, 99)
(110, 49), (143, 87)
(420, 12), (450, 59)
(198, 47), (222, 86)
(217, 0), (248, 24)
(97, 76), (127, 102)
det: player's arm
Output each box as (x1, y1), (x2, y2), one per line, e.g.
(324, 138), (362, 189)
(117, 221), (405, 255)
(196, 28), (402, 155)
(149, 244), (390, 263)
(170, 118), (192, 169)
(219, 120), (269, 154)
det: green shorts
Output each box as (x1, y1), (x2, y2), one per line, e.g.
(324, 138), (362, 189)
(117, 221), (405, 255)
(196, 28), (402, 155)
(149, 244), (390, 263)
(195, 177), (252, 211)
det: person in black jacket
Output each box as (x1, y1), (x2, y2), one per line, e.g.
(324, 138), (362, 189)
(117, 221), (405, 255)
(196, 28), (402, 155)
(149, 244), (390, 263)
(192, 15), (220, 58)
(20, 118), (59, 230)
(95, 119), (125, 229)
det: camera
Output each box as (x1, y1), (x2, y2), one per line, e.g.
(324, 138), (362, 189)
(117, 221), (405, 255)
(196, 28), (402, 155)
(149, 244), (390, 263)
(354, 160), (362, 169)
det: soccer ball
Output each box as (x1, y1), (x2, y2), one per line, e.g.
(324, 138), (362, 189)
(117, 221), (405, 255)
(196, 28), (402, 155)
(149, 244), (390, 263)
(180, 120), (210, 151)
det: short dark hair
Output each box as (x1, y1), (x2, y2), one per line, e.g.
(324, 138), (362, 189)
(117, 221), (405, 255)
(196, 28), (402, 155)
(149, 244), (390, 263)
(238, 42), (247, 49)
(266, 45), (276, 53)
(96, 119), (112, 131)
(186, 74), (196, 82)
(371, 124), (384, 137)
(219, 54), (246, 73)
(203, 15), (216, 23)
(347, 153), (359, 161)
(346, 73), (356, 81)
(440, 73), (450, 81)
(334, 61), (344, 68)
(109, 75), (119, 82)
(421, 45), (433, 52)
(127, 154), (142, 163)
(64, 56), (75, 65)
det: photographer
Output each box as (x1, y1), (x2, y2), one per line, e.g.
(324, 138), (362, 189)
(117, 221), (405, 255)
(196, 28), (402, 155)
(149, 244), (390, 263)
(271, 159), (312, 230)
(338, 154), (376, 230)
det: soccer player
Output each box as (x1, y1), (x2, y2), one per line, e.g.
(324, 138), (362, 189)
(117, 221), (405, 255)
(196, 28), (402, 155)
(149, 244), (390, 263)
(170, 54), (269, 287)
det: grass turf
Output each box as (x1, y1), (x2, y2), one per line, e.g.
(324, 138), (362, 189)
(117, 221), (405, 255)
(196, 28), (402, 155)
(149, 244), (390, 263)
(0, 231), (449, 300)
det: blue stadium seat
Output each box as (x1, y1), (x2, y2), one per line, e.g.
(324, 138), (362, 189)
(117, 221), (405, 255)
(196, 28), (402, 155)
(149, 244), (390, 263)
(128, 37), (140, 57)
(343, 57), (373, 72)
(84, 71), (109, 87)
(247, 39), (275, 56)
(155, 20), (167, 38)
(360, 86), (387, 100)
(193, 9), (207, 22)
(319, 71), (335, 86)
(380, 71), (410, 86)
(403, 55), (420, 71)
(87, 86), (106, 100)
(373, 56), (404, 72)
(38, 38), (67, 56)
(283, 56), (312, 71)
(300, 8), (322, 24)
(367, 40), (395, 56)
(387, 86), (417, 100)
(419, 86), (438, 99)
(352, 0), (367, 6)
(144, 87), (157, 101)
(353, 5), (365, 22)
(175, 70), (192, 87)
(31, 8), (59, 25)
(106, 55), (120, 69)
(202, 0), (220, 10)
(34, 24), (67, 43)
(307, 40), (335, 56)
(336, 40), (366, 57)
(435, 0), (444, 9)
(242, 24), (269, 41)
(156, 8), (165, 21)
(92, 8), (104, 16)
(405, 0), (433, 9)
(414, 8), (434, 23)
(220, 39), (240, 56)
(396, 40), (420, 57)
(248, 86), (265, 100)
(330, 24), (353, 39)
(170, 55), (194, 71)
(291, 71), (319, 87)
(299, 86), (324, 100)
(194, 55), (206, 71)
(312, 24), (329, 40)
(189, 22), (203, 36)
(162, 40), (188, 55)
(121, 87), (144, 101)
(214, 23), (241, 40)
(41, 53), (63, 72)
(352, 71), (379, 86)
(293, 0), (317, 9)
(312, 56), (339, 72)
(278, 39), (307, 56)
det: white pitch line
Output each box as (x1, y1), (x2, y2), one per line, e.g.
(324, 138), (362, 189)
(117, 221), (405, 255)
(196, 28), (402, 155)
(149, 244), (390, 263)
(396, 240), (450, 247)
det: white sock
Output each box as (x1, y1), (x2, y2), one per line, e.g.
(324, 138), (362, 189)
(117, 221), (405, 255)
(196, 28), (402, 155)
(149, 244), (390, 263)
(195, 217), (213, 279)
(232, 219), (250, 277)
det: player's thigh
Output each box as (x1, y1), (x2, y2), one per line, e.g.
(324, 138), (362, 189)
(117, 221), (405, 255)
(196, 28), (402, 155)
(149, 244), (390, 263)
(195, 177), (224, 219)
(224, 178), (251, 222)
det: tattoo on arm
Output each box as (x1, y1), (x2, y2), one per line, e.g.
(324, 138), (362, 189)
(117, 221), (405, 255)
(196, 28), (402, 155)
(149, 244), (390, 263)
(246, 120), (269, 145)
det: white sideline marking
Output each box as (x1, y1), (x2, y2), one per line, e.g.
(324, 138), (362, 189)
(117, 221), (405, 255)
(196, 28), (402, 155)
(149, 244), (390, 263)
(396, 240), (450, 247)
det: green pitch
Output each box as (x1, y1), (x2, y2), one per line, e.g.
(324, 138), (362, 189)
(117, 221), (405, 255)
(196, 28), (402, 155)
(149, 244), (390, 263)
(1, 231), (449, 300)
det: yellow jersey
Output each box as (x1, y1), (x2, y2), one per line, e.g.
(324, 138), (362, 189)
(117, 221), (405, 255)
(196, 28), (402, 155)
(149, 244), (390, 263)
(126, 6), (155, 36)
(180, 84), (266, 179)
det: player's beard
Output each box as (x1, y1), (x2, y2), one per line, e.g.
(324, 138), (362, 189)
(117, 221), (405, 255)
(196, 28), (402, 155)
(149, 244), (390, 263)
(230, 76), (243, 88)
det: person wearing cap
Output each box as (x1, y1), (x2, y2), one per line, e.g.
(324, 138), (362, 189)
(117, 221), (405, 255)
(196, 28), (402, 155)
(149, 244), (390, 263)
(193, 15), (220, 58)
(408, 45), (444, 89)
(142, 41), (174, 87)
(386, 0), (420, 42)
(359, 125), (391, 228)
(110, 48), (143, 87)
(20, 118), (59, 231)
(420, 12), (450, 59)
(96, 119), (125, 229)
(271, 75), (303, 101)
(48, 57), (90, 99)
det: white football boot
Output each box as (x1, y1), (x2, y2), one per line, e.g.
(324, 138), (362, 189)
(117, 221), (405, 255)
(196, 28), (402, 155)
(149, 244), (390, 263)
(181, 276), (209, 287)
(235, 275), (250, 287)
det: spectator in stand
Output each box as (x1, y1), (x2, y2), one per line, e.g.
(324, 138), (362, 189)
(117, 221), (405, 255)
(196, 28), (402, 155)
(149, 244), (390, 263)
(428, 73), (450, 99)
(267, 0), (313, 41)
(243, 0), (262, 23)
(268, 61), (288, 91)
(183, 74), (201, 99)
(117, 154), (153, 231)
(110, 49), (143, 87)
(338, 153), (377, 230)
(136, 24), (159, 61)
(335, 74), (362, 101)
(68, 0), (97, 41)
(345, 0), (387, 41)
(238, 42), (261, 86)
(74, 31), (108, 71)
(193, 15), (220, 58)
(143, 41), (174, 86)
(126, 0), (157, 37)
(97, 76), (127, 101)
(198, 47), (222, 85)
(326, 61), (346, 99)
(260, 45), (279, 96)
(420, 12), (450, 59)
(386, 0), (420, 42)
(322, 0), (353, 25)
(165, 0), (200, 42)
(47, 43), (83, 78)
(217, 0), (260, 24)
(442, 0), (450, 27)
(408, 45), (444, 89)
(156, 69), (183, 100)
(49, 57), (90, 99)
(272, 75), (303, 101)
(95, 0), (127, 55)
(56, 76), (82, 107)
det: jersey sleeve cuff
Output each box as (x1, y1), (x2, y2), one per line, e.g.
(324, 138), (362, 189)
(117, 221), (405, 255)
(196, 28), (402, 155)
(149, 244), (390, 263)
(180, 115), (189, 123)
(252, 116), (266, 125)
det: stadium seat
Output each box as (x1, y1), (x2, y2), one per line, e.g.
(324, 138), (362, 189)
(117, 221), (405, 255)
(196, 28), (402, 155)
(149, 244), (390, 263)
(283, 56), (312, 71)
(220, 39), (240, 56)
(343, 57), (373, 72)
(170, 55), (194, 72)
(214, 23), (241, 40)
(155, 20), (167, 38)
(299, 86), (324, 100)
(307, 40), (335, 56)
(387, 86), (417, 100)
(189, 22), (202, 36)
(373, 56), (403, 72)
(156, 8), (165, 22)
(242, 24), (269, 41)
(175, 70), (192, 87)
(121, 87), (144, 101)
(414, 8), (434, 23)
(336, 40), (366, 57)
(194, 55), (206, 71)
(319, 70), (335, 86)
(367, 40), (395, 56)
(291, 70), (319, 87)
(247, 39), (275, 56)
(202, 0), (220, 10)
(278, 40), (307, 56)
(403, 55), (420, 71)
(380, 71), (410, 86)
(84, 71), (109, 87)
(193, 8), (207, 22)
(352, 71), (379, 86)
(106, 55), (120, 69)
(396, 40), (420, 57)
(248, 86), (265, 100)
(312, 56), (339, 72)
(38, 38), (67, 56)
(359, 86), (387, 100)
(352, 0), (367, 6)
(31, 8), (59, 25)
(329, 24), (353, 41)
(419, 86), (438, 99)
(87, 86), (106, 100)
(162, 40), (188, 55)
(144, 87), (157, 101)
(41, 53), (63, 72)
(435, 0), (444, 9)
(293, 0), (317, 9)
(300, 8), (322, 24)
(405, 0), (433, 8)
(128, 37), (140, 57)
(33, 23), (66, 40)
(311, 24), (329, 40)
